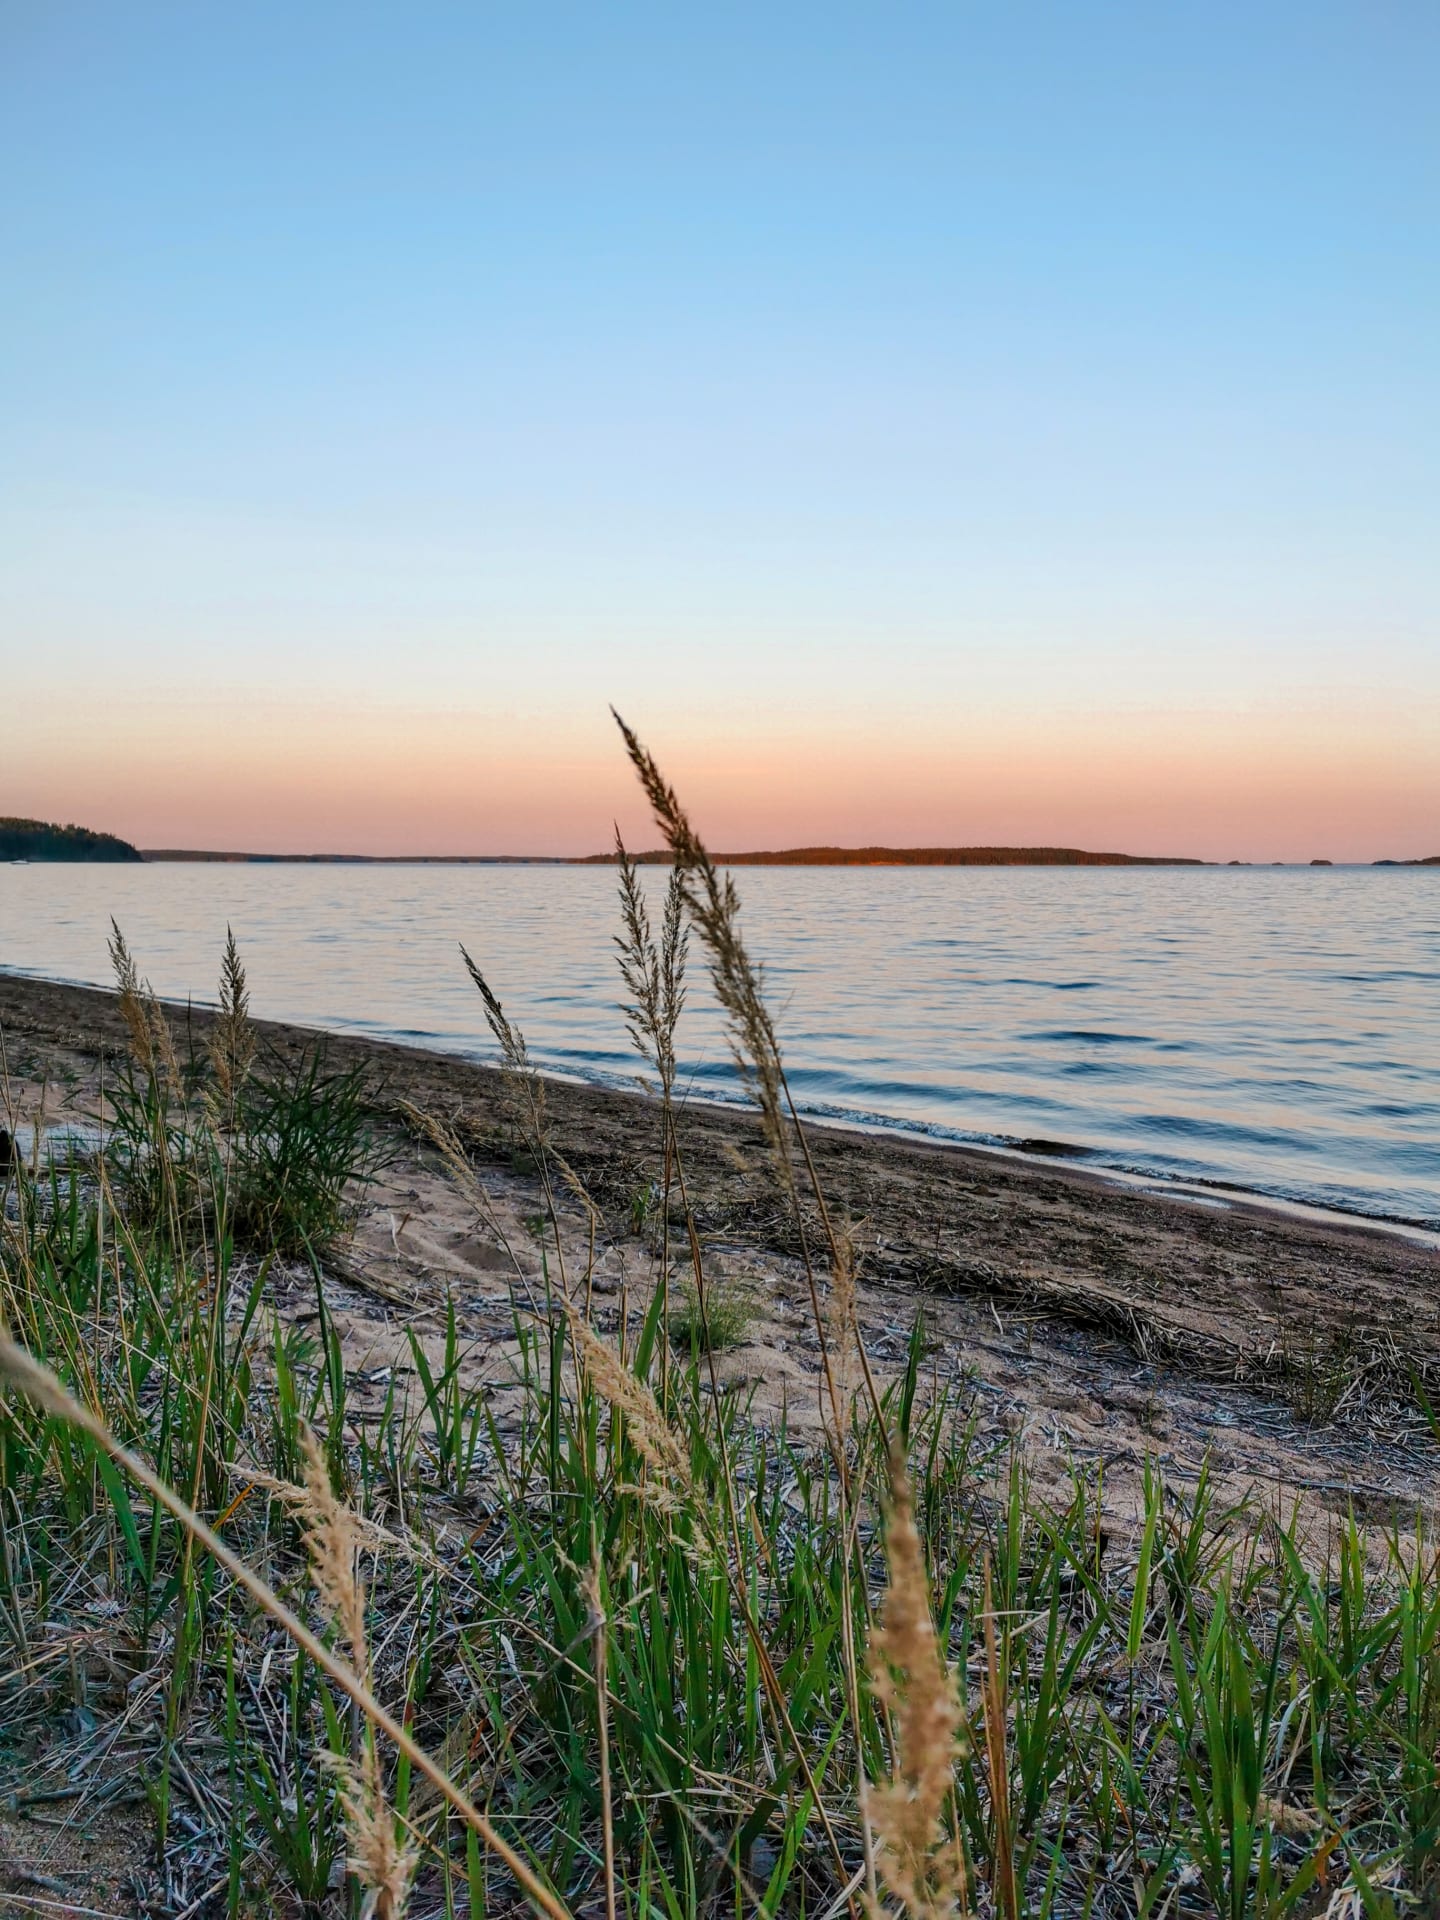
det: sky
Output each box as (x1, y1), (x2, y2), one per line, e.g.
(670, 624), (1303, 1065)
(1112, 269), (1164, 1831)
(2, 3), (1437, 861)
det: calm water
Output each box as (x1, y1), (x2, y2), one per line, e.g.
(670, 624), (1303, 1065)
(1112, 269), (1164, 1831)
(2, 863), (1438, 1226)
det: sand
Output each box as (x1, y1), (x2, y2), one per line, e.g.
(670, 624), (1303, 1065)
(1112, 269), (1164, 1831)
(6, 968), (1439, 1910)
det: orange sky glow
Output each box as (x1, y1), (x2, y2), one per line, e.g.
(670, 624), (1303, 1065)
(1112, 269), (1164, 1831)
(7, 696), (1436, 865)
(5, 8), (1438, 866)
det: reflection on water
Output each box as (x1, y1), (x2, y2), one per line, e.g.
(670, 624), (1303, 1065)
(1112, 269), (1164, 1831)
(2, 862), (1437, 1225)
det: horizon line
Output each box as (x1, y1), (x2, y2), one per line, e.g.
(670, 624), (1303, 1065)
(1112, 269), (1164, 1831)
(129, 844), (1440, 869)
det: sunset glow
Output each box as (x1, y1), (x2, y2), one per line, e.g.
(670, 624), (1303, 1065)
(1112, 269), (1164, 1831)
(3, 5), (1437, 859)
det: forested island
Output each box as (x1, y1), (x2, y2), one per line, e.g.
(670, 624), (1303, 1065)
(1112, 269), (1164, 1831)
(1, 818), (142, 861)
(584, 844), (1208, 866)
(147, 844), (1206, 865)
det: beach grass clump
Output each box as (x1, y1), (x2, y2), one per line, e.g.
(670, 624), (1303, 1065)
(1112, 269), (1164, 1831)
(224, 1041), (381, 1255)
(3, 724), (1440, 1917)
(665, 1271), (757, 1353)
(104, 925), (382, 1257)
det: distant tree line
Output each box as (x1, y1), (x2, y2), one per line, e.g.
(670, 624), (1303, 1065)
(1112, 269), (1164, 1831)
(1, 817), (143, 861)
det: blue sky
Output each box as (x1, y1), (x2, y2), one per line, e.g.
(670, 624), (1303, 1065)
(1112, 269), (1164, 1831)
(3, 3), (1437, 856)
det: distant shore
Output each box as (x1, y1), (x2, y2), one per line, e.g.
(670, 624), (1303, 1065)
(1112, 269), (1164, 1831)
(6, 813), (1436, 867)
(138, 843), (1206, 866)
(123, 845), (1439, 866)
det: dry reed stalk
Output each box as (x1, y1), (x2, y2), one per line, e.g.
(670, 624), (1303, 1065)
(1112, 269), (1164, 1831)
(108, 930), (226, 1629)
(865, 1444), (967, 1920)
(612, 717), (789, 1171)
(299, 1426), (417, 1920)
(329, 1744), (417, 1920)
(617, 719), (887, 1436)
(614, 833), (662, 1088)
(978, 1558), (1016, 1920)
(583, 1557), (618, 1920)
(829, 1223), (861, 1430)
(613, 834), (688, 1403)
(300, 1425), (370, 1674)
(460, 944), (548, 1143)
(553, 1151), (603, 1236)
(237, 1465), (429, 1563)
(108, 921), (155, 1071)
(614, 833), (687, 1100)
(550, 1148), (603, 1313)
(458, 949), (574, 1306)
(654, 861), (687, 1392)
(0, 1332), (575, 1920)
(658, 864), (687, 1072)
(612, 712), (855, 1445)
(616, 716), (882, 1917)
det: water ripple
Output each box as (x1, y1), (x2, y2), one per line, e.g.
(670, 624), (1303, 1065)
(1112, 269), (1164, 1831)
(3, 862), (1437, 1226)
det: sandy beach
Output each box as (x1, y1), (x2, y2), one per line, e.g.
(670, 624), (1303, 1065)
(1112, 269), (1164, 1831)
(5, 968), (1436, 1536)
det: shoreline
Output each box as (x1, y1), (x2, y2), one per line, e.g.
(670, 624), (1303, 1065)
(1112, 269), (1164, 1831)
(3, 958), (1434, 1245)
(4, 967), (1437, 1341)
(5, 965), (1440, 1535)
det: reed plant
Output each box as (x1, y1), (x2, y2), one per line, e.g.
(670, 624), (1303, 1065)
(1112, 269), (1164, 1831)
(1, 724), (1437, 1918)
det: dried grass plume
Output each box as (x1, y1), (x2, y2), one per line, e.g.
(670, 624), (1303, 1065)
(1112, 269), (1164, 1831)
(300, 1424), (417, 1920)
(865, 1444), (967, 1920)
(568, 1312), (694, 1512)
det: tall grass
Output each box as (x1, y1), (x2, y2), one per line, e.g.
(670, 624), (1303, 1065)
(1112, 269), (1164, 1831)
(104, 922), (384, 1258)
(1, 722), (1437, 1918)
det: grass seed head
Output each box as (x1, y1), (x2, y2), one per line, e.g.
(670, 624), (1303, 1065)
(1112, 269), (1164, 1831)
(1256, 1792), (1319, 1837)
(0, 1328), (82, 1421)
(108, 921), (182, 1096)
(614, 831), (689, 1096)
(108, 921), (154, 1071)
(300, 1423), (369, 1676)
(865, 1443), (967, 1920)
(209, 924), (256, 1104)
(613, 711), (792, 1185)
(569, 1311), (694, 1511)
(459, 946), (549, 1144)
(324, 1742), (417, 1920)
(399, 1102), (485, 1203)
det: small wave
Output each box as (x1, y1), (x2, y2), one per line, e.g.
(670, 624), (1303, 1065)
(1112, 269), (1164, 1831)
(1028, 1029), (1153, 1046)
(1138, 1112), (1323, 1153)
(1001, 978), (1100, 991)
(1329, 969), (1440, 984)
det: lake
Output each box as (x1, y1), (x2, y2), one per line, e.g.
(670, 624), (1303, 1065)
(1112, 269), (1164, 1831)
(2, 861), (1437, 1226)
